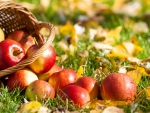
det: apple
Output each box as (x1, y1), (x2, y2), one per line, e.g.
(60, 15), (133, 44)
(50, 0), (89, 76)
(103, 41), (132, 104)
(75, 76), (100, 101)
(59, 84), (90, 108)
(0, 39), (25, 70)
(25, 80), (55, 101)
(0, 28), (5, 42)
(26, 44), (56, 74)
(6, 68), (38, 90)
(7, 30), (35, 52)
(48, 68), (77, 92)
(100, 73), (137, 102)
(38, 64), (62, 81)
(7, 30), (27, 42)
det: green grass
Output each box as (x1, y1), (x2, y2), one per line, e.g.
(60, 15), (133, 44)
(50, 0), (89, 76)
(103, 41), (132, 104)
(1, 0), (150, 112)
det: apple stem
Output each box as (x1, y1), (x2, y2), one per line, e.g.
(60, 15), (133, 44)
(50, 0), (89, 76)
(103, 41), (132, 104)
(13, 50), (23, 56)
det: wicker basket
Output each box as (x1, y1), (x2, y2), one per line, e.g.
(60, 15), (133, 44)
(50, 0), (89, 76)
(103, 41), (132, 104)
(0, 1), (55, 77)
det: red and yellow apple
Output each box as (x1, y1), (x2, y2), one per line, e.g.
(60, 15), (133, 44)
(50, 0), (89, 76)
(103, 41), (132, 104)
(38, 64), (62, 81)
(100, 73), (137, 102)
(0, 39), (25, 70)
(25, 80), (55, 101)
(59, 84), (90, 108)
(7, 68), (38, 90)
(7, 30), (35, 52)
(48, 68), (77, 92)
(75, 76), (100, 101)
(27, 44), (56, 74)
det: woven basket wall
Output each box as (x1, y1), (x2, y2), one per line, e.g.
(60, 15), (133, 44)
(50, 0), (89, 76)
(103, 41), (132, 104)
(0, 1), (55, 77)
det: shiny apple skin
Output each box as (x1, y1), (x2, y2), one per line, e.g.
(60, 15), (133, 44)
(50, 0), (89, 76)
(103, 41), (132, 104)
(59, 84), (90, 108)
(27, 44), (56, 74)
(75, 76), (100, 100)
(48, 68), (77, 92)
(100, 73), (137, 102)
(25, 80), (55, 101)
(0, 39), (25, 70)
(38, 64), (62, 81)
(7, 68), (38, 90)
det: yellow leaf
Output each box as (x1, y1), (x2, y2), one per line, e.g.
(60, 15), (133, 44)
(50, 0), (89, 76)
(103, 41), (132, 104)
(137, 87), (150, 100)
(85, 99), (130, 109)
(105, 26), (122, 45)
(77, 66), (84, 78)
(112, 0), (126, 11)
(17, 101), (42, 113)
(107, 44), (130, 58)
(59, 22), (77, 46)
(136, 67), (149, 76)
(146, 87), (150, 99)
(126, 70), (142, 86)
(122, 41), (143, 56)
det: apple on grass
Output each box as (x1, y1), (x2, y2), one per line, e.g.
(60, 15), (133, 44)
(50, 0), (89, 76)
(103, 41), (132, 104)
(27, 44), (56, 74)
(0, 39), (25, 70)
(100, 73), (137, 102)
(59, 84), (90, 108)
(25, 80), (55, 101)
(48, 68), (77, 92)
(75, 76), (100, 101)
(6, 30), (35, 52)
(38, 64), (62, 81)
(6, 68), (38, 90)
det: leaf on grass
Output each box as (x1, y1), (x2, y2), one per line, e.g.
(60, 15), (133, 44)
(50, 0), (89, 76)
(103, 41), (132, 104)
(145, 87), (150, 99)
(103, 26), (122, 45)
(113, 1), (142, 17)
(126, 70), (142, 86)
(17, 101), (42, 113)
(59, 22), (77, 46)
(122, 41), (142, 56)
(137, 87), (150, 100)
(84, 99), (130, 110)
(77, 66), (84, 78)
(133, 21), (149, 33)
(107, 44), (130, 58)
(102, 106), (125, 113)
(107, 41), (142, 59)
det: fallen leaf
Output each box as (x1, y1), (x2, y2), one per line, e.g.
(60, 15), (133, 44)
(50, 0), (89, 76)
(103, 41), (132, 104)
(122, 41), (143, 56)
(107, 44), (130, 58)
(17, 101), (42, 113)
(126, 70), (142, 86)
(84, 99), (130, 109)
(104, 26), (122, 45)
(77, 66), (84, 78)
(102, 106), (125, 113)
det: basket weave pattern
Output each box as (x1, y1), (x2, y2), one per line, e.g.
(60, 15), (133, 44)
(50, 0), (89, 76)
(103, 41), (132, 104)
(0, 1), (55, 77)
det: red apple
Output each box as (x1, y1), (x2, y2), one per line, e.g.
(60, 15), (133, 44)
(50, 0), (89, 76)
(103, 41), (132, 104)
(75, 76), (100, 101)
(48, 68), (77, 92)
(59, 84), (90, 108)
(26, 44), (56, 74)
(7, 30), (26, 42)
(100, 73), (137, 102)
(7, 30), (35, 52)
(25, 80), (55, 101)
(38, 64), (62, 81)
(0, 39), (25, 70)
(7, 68), (38, 90)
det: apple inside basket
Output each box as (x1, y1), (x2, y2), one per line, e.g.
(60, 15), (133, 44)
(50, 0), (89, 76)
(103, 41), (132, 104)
(0, 1), (55, 77)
